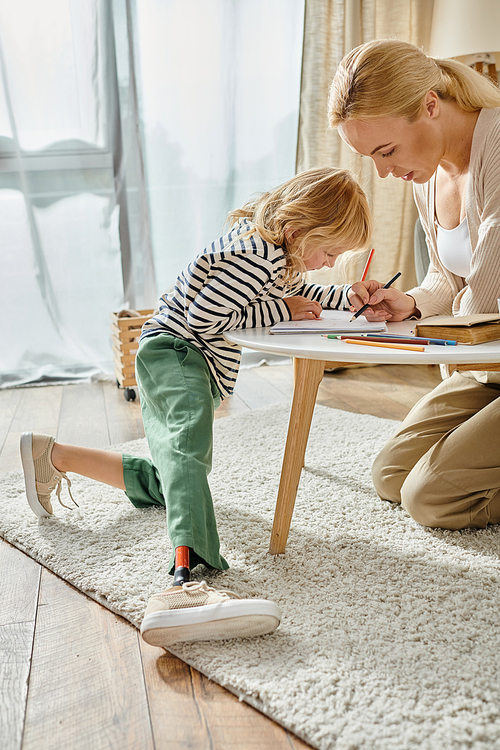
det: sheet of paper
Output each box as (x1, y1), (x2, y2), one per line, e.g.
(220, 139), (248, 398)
(270, 309), (388, 334)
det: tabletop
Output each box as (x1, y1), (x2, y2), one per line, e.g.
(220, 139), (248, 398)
(224, 321), (500, 366)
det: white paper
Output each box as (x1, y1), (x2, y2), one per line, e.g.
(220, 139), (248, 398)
(270, 309), (387, 334)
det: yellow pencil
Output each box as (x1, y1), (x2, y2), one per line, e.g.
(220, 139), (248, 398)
(343, 339), (425, 352)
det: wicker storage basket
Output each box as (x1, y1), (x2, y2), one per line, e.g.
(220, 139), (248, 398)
(110, 309), (154, 400)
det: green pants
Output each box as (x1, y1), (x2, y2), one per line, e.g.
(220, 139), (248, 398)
(122, 333), (229, 575)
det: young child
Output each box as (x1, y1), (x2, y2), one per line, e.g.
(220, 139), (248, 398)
(20, 167), (372, 648)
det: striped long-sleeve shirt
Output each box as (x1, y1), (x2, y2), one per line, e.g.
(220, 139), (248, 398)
(141, 221), (351, 398)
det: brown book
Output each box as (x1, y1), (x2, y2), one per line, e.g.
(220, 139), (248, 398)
(415, 314), (500, 344)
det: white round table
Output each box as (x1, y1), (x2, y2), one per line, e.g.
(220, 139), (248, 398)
(225, 322), (500, 555)
(226, 320), (500, 367)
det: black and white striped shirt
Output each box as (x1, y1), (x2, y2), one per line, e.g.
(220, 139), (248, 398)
(141, 221), (351, 398)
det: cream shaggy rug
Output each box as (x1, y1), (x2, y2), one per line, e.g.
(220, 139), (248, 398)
(2, 403), (500, 750)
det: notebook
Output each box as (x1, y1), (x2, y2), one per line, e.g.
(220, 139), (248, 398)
(270, 309), (388, 334)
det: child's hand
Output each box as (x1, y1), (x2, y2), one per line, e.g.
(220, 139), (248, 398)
(284, 296), (322, 320)
(348, 280), (418, 321)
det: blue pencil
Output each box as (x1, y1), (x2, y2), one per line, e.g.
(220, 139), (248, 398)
(365, 334), (456, 346)
(322, 334), (457, 346)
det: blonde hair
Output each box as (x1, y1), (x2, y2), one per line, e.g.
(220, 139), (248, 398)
(227, 167), (372, 283)
(328, 38), (500, 126)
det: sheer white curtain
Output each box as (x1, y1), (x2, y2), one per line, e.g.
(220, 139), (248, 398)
(1, 0), (124, 387)
(131, 0), (305, 293)
(1, 0), (304, 387)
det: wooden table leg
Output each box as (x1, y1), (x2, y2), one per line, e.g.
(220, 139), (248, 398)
(269, 357), (325, 555)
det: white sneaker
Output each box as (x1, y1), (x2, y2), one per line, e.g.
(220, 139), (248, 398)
(20, 432), (78, 518)
(140, 580), (281, 647)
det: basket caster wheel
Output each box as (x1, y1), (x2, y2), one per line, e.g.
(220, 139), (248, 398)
(124, 388), (136, 402)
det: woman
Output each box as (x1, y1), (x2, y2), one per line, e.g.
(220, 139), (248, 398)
(328, 38), (500, 530)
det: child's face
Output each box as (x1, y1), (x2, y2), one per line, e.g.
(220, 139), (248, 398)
(303, 245), (350, 271)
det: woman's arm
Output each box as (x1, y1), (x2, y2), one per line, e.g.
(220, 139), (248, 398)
(348, 280), (419, 321)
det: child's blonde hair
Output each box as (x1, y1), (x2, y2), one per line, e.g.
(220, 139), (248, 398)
(328, 38), (500, 127)
(227, 167), (372, 283)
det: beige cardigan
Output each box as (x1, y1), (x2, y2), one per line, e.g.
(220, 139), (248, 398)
(408, 107), (500, 383)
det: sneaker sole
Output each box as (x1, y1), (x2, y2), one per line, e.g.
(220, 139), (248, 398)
(20, 432), (51, 518)
(140, 599), (280, 647)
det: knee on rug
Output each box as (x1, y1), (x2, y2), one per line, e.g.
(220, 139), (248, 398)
(399, 461), (464, 530)
(371, 447), (406, 504)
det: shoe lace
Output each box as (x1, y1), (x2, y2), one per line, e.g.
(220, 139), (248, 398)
(51, 471), (79, 510)
(180, 580), (241, 600)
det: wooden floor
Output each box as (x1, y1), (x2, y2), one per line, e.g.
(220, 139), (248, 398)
(0, 361), (441, 750)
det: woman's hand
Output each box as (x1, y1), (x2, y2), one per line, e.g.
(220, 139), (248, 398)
(284, 296), (323, 320)
(348, 280), (419, 321)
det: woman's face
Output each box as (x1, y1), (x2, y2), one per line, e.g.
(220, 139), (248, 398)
(338, 93), (443, 185)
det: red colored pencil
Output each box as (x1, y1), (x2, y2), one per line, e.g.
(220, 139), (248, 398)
(361, 248), (375, 281)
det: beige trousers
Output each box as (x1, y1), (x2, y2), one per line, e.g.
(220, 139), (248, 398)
(372, 371), (500, 529)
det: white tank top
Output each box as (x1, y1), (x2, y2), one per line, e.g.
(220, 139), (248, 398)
(436, 216), (472, 278)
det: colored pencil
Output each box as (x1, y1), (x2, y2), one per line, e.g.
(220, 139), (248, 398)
(361, 248), (375, 281)
(322, 334), (457, 346)
(363, 334), (456, 345)
(343, 339), (425, 352)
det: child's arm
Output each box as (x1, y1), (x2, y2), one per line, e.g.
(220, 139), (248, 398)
(283, 296), (322, 320)
(287, 277), (352, 311)
(185, 256), (292, 334)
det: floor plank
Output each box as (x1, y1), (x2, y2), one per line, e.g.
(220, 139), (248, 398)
(318, 373), (411, 420)
(0, 543), (40, 750)
(0, 620), (36, 750)
(0, 386), (63, 474)
(57, 383), (110, 448)
(214, 391), (251, 420)
(140, 645), (214, 748)
(190, 668), (307, 750)
(22, 571), (154, 750)
(251, 363), (294, 400)
(0, 388), (23, 452)
(141, 635), (313, 749)
(0, 541), (41, 627)
(103, 382), (145, 446)
(233, 368), (290, 409)
(318, 364), (441, 420)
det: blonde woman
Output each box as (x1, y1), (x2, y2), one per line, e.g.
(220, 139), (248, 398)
(329, 39), (500, 531)
(20, 167), (372, 648)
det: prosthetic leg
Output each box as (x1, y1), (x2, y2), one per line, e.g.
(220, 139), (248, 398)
(172, 546), (191, 587)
